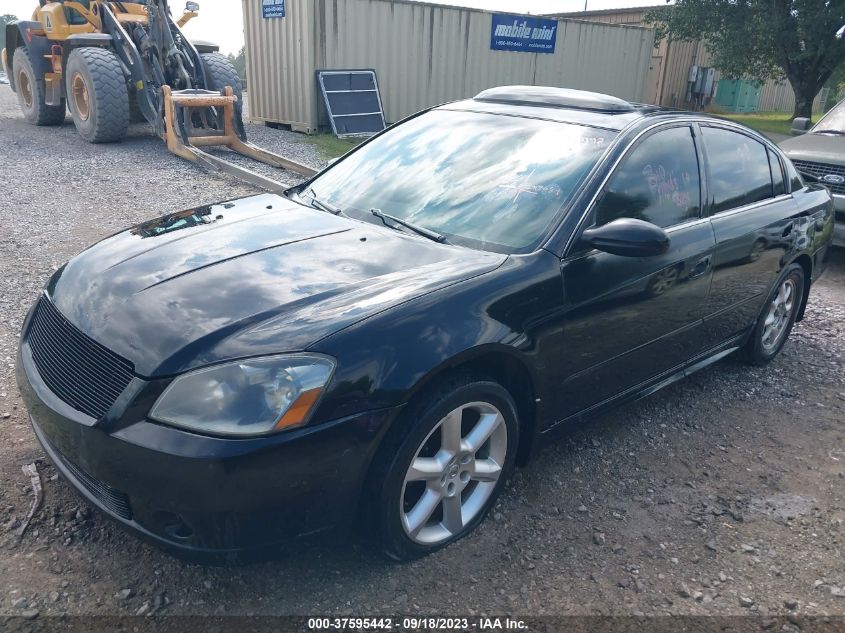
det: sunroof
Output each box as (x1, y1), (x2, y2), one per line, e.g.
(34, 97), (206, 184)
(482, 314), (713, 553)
(474, 86), (634, 113)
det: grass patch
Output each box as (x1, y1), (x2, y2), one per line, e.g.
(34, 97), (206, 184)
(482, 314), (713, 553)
(305, 134), (364, 160)
(720, 111), (796, 137)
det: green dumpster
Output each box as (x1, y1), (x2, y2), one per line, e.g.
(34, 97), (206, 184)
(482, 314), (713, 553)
(714, 79), (761, 113)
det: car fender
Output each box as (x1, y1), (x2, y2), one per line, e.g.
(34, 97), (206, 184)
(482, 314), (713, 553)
(307, 251), (563, 432)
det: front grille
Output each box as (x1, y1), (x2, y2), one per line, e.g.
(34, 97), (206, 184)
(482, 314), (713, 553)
(27, 296), (135, 420)
(54, 447), (133, 521)
(792, 159), (845, 195)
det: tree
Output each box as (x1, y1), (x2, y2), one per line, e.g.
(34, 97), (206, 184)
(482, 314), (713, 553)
(227, 47), (246, 82)
(1, 14), (19, 58)
(646, 1), (845, 119)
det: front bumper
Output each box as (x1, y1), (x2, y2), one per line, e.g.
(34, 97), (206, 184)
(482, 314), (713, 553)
(16, 342), (398, 562)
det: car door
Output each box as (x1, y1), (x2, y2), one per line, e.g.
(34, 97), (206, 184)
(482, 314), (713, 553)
(699, 125), (802, 346)
(555, 124), (716, 419)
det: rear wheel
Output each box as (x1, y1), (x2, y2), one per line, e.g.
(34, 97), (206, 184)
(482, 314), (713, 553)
(366, 378), (519, 560)
(743, 263), (805, 365)
(200, 52), (244, 133)
(12, 47), (65, 126)
(66, 47), (129, 143)
(200, 52), (243, 99)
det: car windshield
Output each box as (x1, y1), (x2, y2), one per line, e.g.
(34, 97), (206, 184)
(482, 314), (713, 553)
(306, 110), (616, 252)
(812, 99), (845, 134)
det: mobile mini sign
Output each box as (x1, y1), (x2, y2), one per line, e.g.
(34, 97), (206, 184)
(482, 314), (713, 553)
(490, 14), (558, 54)
(262, 0), (285, 19)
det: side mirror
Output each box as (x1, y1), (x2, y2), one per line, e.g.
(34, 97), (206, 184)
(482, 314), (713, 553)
(791, 117), (811, 136)
(580, 218), (670, 257)
(185, 1), (200, 12)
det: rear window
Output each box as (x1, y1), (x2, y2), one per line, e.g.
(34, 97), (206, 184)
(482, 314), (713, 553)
(702, 127), (773, 213)
(768, 149), (786, 197)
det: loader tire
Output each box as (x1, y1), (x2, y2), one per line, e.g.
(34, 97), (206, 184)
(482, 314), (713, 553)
(200, 53), (244, 132)
(12, 47), (66, 126)
(201, 52), (243, 100)
(66, 47), (129, 144)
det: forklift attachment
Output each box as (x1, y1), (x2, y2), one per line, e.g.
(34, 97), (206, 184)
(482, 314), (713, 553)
(162, 86), (318, 193)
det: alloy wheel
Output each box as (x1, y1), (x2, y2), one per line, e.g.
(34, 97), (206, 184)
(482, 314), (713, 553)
(761, 277), (796, 353)
(401, 401), (507, 545)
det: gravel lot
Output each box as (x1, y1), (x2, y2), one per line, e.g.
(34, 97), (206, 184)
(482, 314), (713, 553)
(1, 85), (844, 624)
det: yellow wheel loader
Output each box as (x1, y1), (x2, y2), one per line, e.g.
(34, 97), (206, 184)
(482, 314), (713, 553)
(2, 0), (314, 188)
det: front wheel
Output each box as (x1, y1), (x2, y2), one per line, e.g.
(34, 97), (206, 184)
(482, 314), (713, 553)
(66, 47), (129, 143)
(743, 263), (805, 365)
(367, 379), (519, 560)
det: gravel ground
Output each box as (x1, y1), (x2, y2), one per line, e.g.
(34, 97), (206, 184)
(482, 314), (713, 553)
(1, 85), (844, 623)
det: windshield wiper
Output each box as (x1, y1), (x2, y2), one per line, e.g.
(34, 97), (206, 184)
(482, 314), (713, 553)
(371, 208), (447, 244)
(813, 129), (845, 136)
(304, 187), (343, 215)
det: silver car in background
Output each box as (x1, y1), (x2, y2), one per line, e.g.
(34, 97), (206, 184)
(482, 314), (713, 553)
(781, 99), (845, 246)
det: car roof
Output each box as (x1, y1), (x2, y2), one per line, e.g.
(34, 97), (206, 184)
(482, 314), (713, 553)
(436, 85), (699, 132)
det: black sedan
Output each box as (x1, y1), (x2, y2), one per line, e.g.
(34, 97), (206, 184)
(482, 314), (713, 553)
(16, 86), (834, 561)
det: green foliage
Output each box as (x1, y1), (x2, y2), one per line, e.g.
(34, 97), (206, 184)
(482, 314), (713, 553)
(1, 14), (19, 56)
(721, 112), (795, 137)
(645, 1), (845, 118)
(306, 134), (363, 160)
(227, 47), (246, 82)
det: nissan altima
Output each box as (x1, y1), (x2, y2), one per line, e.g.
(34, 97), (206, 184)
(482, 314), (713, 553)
(16, 86), (835, 562)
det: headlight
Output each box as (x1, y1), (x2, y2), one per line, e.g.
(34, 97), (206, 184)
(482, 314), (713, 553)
(149, 354), (335, 437)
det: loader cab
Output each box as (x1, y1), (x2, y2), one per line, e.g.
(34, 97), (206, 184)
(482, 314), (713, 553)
(35, 2), (97, 35)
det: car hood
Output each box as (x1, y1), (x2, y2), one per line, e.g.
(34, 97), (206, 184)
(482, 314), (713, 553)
(780, 133), (845, 166)
(47, 194), (505, 377)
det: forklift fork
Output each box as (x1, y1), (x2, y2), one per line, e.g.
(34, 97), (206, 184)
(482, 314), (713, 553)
(161, 85), (317, 193)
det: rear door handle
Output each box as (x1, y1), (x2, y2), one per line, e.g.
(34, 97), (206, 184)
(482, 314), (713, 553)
(689, 256), (711, 279)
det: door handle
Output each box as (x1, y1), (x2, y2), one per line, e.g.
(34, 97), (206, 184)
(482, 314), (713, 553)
(689, 256), (711, 279)
(782, 222), (794, 237)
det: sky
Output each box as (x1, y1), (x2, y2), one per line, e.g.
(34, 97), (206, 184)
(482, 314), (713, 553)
(3, 0), (663, 55)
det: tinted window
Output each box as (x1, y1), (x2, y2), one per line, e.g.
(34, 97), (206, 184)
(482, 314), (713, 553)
(769, 149), (785, 196)
(703, 127), (773, 212)
(594, 126), (701, 229)
(307, 110), (615, 253)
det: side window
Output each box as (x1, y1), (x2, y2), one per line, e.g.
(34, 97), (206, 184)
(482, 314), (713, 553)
(593, 126), (701, 229)
(768, 149), (786, 196)
(703, 127), (773, 212)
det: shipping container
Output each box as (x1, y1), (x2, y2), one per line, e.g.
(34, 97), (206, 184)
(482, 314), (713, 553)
(242, 0), (655, 133)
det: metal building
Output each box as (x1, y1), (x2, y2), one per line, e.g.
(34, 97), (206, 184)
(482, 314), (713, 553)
(547, 6), (714, 109)
(242, 0), (655, 133)
(548, 5), (828, 114)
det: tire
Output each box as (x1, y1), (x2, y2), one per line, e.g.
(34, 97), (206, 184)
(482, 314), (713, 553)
(366, 377), (519, 561)
(12, 47), (66, 126)
(743, 263), (805, 365)
(200, 52), (243, 132)
(200, 52), (243, 99)
(66, 47), (129, 143)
